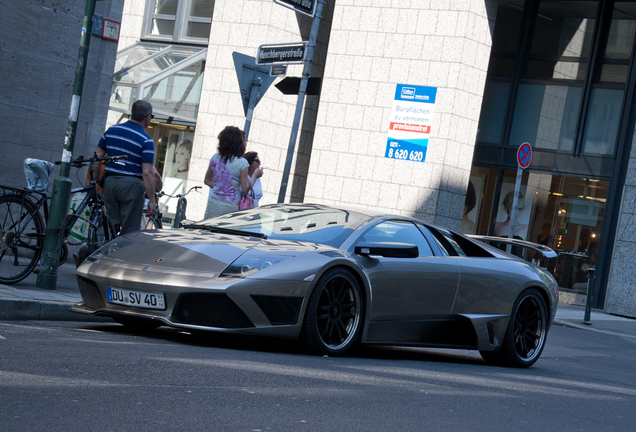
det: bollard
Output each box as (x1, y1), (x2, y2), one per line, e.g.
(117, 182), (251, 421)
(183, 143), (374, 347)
(583, 268), (596, 325)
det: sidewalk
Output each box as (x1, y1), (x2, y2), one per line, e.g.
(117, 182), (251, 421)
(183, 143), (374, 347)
(1, 266), (636, 339)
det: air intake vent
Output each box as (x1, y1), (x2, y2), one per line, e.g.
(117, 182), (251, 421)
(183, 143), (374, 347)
(251, 295), (303, 325)
(172, 293), (254, 328)
(77, 276), (105, 309)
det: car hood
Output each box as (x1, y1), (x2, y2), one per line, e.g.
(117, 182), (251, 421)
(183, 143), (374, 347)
(86, 229), (337, 274)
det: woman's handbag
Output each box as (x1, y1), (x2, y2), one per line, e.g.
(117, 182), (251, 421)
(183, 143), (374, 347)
(239, 189), (254, 210)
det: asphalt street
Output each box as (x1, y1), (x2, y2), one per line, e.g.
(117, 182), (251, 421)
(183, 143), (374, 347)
(0, 319), (635, 432)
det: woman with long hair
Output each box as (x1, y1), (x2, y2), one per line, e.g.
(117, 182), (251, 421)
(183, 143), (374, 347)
(203, 126), (250, 218)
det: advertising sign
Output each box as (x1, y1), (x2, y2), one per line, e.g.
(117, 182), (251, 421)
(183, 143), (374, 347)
(256, 42), (307, 65)
(385, 84), (437, 163)
(273, 0), (316, 17)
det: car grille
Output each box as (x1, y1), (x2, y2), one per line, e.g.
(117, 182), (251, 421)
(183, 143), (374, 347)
(77, 276), (106, 309)
(251, 295), (303, 325)
(172, 293), (255, 328)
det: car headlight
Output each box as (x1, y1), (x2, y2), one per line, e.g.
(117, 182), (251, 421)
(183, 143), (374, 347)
(221, 255), (293, 278)
(88, 237), (134, 261)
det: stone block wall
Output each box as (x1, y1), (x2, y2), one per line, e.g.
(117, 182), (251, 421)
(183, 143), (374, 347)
(605, 132), (636, 318)
(302, 0), (497, 228)
(0, 0), (124, 190)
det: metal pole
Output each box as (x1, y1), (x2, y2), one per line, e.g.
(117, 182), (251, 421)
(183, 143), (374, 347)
(277, 0), (324, 203)
(506, 165), (523, 253)
(36, 0), (97, 289)
(583, 267), (596, 325)
(243, 74), (262, 140)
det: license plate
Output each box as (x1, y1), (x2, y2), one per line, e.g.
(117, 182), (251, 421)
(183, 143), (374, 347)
(106, 286), (166, 310)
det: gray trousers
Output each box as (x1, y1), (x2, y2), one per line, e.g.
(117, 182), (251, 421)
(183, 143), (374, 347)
(103, 175), (145, 236)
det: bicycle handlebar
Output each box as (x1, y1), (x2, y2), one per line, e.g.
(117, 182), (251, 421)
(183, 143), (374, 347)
(54, 155), (128, 167)
(158, 185), (202, 199)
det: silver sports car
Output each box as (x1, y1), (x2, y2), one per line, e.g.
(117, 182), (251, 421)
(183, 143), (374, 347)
(73, 203), (558, 368)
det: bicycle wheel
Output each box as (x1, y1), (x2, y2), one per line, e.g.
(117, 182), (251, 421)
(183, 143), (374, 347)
(0, 194), (45, 284)
(142, 211), (162, 230)
(87, 210), (116, 254)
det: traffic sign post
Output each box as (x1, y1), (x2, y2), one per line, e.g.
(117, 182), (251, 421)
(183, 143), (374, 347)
(232, 52), (276, 139)
(276, 0), (325, 203)
(507, 142), (533, 249)
(273, 0), (317, 16)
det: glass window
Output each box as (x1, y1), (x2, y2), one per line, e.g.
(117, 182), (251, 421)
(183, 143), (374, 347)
(488, 1), (525, 79)
(509, 83), (582, 151)
(526, 1), (598, 81)
(144, 0), (214, 44)
(600, 3), (636, 83)
(476, 80), (510, 144)
(360, 221), (435, 257)
(581, 88), (623, 155)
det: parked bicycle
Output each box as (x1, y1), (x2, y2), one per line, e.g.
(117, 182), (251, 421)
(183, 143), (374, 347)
(0, 155), (125, 284)
(150, 186), (202, 229)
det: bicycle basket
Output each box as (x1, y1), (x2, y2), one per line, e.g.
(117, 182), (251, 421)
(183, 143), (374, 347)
(24, 158), (54, 193)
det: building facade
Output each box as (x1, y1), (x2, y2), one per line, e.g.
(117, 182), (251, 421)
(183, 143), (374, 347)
(2, 0), (635, 318)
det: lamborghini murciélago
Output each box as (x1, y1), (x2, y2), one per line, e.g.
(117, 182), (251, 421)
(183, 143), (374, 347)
(72, 203), (558, 368)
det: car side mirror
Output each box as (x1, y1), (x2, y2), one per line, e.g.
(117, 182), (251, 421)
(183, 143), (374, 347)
(354, 242), (419, 258)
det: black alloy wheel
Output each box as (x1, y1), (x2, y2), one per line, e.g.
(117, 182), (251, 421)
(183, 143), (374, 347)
(481, 288), (548, 368)
(303, 268), (362, 356)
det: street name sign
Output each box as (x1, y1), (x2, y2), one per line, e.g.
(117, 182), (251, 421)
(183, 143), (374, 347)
(257, 42), (307, 65)
(273, 0), (316, 17)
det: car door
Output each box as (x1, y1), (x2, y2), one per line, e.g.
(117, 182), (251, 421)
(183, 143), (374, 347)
(355, 220), (460, 342)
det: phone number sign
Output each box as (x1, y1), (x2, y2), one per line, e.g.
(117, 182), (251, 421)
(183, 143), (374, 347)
(385, 84), (437, 163)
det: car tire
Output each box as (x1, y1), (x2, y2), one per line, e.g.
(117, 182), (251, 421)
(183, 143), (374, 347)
(113, 316), (161, 331)
(303, 267), (363, 356)
(480, 288), (548, 368)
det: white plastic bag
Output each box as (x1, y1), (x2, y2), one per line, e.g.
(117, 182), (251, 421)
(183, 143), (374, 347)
(24, 158), (54, 193)
(68, 192), (91, 242)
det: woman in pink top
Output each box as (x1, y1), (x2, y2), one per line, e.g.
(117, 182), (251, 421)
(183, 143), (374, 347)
(203, 126), (251, 218)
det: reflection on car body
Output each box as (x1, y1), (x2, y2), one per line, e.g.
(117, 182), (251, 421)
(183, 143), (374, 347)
(73, 203), (558, 368)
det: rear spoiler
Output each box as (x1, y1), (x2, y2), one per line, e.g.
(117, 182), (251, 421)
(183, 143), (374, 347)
(466, 235), (557, 260)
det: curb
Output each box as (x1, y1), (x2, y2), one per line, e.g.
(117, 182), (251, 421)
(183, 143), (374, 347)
(553, 318), (636, 340)
(0, 298), (111, 322)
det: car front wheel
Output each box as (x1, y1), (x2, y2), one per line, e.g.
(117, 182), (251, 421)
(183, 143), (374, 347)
(303, 268), (363, 356)
(481, 288), (548, 368)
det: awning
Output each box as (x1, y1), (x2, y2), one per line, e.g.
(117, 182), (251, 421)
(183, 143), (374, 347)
(109, 42), (207, 124)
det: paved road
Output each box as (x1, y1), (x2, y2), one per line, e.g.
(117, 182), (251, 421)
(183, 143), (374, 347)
(1, 319), (634, 432)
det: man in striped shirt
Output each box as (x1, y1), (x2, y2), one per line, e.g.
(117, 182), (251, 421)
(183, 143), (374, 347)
(95, 100), (156, 235)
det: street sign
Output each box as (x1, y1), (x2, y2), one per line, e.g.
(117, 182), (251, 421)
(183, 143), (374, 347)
(517, 142), (532, 169)
(270, 65), (287, 76)
(273, 0), (316, 17)
(275, 76), (322, 95)
(232, 52), (276, 116)
(256, 42), (307, 65)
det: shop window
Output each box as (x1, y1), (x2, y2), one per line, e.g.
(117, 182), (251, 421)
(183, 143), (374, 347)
(143, 0), (214, 45)
(464, 166), (608, 292)
(146, 123), (196, 223)
(600, 3), (636, 83)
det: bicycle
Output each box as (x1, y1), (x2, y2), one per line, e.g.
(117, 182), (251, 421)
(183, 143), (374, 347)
(155, 186), (202, 229)
(0, 155), (125, 284)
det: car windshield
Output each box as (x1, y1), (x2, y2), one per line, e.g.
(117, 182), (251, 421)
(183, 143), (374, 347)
(190, 204), (368, 248)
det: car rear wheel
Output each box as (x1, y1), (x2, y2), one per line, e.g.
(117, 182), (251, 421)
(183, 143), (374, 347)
(303, 268), (362, 356)
(481, 288), (548, 368)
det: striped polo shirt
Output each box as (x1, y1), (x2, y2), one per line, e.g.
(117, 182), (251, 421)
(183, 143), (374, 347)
(98, 121), (155, 177)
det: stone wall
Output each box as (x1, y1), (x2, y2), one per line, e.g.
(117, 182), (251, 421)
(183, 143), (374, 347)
(0, 0), (124, 190)
(304, 0), (497, 228)
(605, 131), (636, 318)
